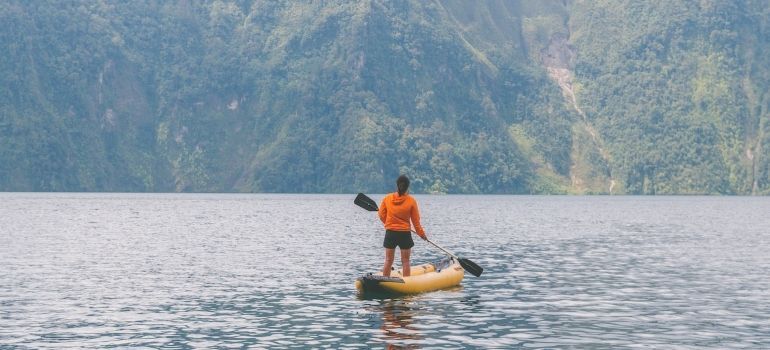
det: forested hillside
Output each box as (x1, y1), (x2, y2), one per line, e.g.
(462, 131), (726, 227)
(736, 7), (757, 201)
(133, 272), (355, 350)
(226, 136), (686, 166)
(1, 0), (769, 194)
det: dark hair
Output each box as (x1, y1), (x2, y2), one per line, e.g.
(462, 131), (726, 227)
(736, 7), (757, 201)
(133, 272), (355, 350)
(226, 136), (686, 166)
(396, 175), (410, 196)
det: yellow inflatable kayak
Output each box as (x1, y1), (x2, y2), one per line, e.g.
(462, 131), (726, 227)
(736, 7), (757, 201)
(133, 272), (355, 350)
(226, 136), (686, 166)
(355, 257), (464, 295)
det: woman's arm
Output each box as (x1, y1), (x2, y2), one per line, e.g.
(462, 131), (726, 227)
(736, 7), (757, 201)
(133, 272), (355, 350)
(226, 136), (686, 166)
(410, 199), (426, 239)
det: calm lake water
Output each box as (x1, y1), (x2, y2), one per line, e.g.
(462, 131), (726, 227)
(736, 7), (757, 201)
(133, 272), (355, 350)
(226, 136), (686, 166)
(1, 193), (769, 349)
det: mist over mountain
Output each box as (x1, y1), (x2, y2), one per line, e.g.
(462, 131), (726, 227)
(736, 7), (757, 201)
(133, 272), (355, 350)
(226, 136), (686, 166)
(1, 1), (769, 194)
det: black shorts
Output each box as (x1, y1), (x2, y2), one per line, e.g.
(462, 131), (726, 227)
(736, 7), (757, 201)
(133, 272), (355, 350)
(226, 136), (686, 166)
(383, 230), (414, 249)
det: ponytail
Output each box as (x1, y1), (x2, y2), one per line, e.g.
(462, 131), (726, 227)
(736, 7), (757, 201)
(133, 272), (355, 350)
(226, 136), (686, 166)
(396, 175), (410, 196)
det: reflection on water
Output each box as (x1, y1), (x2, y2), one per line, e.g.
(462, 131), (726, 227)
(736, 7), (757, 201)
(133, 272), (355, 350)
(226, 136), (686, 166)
(378, 298), (421, 349)
(1, 194), (770, 348)
(366, 286), (469, 349)
(359, 287), (469, 349)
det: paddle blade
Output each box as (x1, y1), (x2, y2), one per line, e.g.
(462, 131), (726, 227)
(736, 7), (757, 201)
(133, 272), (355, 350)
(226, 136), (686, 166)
(354, 193), (379, 211)
(459, 258), (483, 277)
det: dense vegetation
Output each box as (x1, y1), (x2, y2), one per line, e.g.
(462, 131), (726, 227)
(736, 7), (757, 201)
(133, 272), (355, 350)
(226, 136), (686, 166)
(571, 1), (770, 194)
(1, 1), (768, 194)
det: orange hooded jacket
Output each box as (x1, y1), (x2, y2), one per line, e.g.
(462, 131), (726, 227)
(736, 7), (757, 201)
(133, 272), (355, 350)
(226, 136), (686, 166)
(378, 192), (426, 238)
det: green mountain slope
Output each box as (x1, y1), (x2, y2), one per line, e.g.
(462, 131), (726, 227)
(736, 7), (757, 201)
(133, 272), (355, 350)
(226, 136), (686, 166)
(571, 0), (770, 194)
(1, 0), (768, 194)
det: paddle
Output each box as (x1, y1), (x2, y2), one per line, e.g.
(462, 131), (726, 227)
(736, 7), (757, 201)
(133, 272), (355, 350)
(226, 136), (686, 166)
(353, 193), (484, 277)
(354, 193), (379, 212)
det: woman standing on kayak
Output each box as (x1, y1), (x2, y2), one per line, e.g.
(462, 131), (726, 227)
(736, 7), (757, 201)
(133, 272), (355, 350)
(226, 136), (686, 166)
(378, 175), (427, 277)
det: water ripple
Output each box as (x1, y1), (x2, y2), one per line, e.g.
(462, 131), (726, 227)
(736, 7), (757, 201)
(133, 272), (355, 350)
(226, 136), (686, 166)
(1, 194), (769, 348)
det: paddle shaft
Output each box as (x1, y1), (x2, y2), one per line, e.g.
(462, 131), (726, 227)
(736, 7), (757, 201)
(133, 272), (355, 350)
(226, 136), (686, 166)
(424, 238), (458, 259)
(419, 231), (483, 277)
(406, 229), (457, 259)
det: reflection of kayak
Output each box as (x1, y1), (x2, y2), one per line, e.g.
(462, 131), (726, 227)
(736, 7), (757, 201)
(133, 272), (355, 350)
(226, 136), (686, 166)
(355, 257), (464, 295)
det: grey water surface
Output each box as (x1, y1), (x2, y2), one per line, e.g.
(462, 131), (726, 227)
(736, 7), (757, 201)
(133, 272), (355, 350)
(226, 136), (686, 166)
(1, 193), (769, 349)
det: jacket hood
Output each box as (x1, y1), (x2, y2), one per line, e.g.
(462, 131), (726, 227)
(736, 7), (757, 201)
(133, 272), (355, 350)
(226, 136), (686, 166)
(390, 193), (408, 205)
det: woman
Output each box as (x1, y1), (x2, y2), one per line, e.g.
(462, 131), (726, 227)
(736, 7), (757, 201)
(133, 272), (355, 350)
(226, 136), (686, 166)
(378, 175), (427, 277)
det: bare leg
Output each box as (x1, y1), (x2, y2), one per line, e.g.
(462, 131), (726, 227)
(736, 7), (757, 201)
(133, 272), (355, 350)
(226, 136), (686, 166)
(383, 248), (395, 277)
(401, 248), (411, 277)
